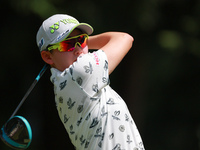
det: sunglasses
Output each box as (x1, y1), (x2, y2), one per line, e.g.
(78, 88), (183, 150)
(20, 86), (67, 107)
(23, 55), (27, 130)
(48, 34), (88, 52)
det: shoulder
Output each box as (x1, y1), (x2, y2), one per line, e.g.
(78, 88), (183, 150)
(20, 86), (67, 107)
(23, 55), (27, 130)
(72, 50), (107, 69)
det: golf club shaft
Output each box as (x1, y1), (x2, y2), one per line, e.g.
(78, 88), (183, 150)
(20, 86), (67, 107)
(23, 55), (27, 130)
(9, 64), (48, 119)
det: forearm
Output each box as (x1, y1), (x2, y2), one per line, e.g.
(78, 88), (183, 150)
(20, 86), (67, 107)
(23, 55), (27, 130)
(88, 32), (112, 50)
(88, 32), (133, 50)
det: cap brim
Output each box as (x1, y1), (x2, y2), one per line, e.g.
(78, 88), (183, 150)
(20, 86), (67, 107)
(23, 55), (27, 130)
(75, 23), (93, 35)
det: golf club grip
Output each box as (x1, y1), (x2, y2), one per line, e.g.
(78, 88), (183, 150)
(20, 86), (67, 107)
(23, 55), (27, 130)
(9, 64), (48, 119)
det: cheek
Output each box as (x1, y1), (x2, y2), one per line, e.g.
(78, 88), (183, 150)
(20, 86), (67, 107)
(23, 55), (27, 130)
(52, 53), (72, 70)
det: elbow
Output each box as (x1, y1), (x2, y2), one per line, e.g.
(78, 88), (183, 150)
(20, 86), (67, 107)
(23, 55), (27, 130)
(122, 32), (134, 48)
(130, 34), (134, 43)
(125, 33), (134, 44)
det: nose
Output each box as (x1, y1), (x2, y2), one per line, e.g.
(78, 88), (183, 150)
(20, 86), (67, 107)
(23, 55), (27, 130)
(74, 44), (83, 55)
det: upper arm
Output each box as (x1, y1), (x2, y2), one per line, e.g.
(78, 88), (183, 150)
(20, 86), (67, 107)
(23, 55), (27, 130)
(88, 32), (134, 74)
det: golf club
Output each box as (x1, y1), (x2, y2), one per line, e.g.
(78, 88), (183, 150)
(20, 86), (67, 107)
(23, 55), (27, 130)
(10, 64), (48, 119)
(0, 64), (48, 149)
(0, 116), (32, 150)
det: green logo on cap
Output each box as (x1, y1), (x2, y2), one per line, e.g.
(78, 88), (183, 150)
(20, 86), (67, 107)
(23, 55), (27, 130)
(50, 22), (60, 34)
(49, 18), (79, 34)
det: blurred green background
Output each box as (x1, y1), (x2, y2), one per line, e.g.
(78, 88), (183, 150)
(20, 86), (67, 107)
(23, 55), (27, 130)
(0, 0), (200, 149)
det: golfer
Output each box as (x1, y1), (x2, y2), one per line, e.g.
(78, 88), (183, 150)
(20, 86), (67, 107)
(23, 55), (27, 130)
(36, 14), (145, 150)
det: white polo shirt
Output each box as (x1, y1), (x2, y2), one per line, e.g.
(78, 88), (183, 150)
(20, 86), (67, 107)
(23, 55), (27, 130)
(50, 50), (144, 150)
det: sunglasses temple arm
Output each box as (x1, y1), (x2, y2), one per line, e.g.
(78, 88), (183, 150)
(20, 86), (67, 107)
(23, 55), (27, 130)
(9, 64), (48, 120)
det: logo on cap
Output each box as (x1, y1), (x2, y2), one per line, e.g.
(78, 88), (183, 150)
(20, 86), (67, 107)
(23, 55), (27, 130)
(38, 38), (45, 50)
(50, 22), (60, 34)
(49, 18), (79, 34)
(57, 29), (69, 41)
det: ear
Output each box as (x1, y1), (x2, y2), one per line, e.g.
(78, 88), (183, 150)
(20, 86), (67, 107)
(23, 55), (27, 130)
(41, 51), (54, 65)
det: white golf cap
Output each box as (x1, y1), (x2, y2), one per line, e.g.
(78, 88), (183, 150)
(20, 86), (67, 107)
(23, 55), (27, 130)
(36, 14), (93, 52)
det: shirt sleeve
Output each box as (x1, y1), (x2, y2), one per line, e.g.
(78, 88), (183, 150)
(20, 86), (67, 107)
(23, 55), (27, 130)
(68, 50), (109, 97)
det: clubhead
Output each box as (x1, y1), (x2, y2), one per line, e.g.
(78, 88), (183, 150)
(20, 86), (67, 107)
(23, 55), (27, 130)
(0, 116), (32, 149)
